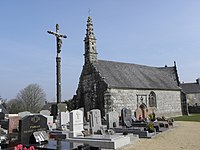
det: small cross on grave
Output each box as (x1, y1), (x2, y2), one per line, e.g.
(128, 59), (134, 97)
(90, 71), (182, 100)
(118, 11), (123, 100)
(76, 111), (80, 120)
(94, 111), (99, 124)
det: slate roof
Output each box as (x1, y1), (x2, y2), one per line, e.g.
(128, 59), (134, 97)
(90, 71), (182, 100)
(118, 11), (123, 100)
(157, 66), (179, 85)
(93, 60), (180, 90)
(180, 83), (200, 94)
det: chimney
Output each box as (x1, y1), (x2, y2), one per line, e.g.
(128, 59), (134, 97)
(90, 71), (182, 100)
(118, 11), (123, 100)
(196, 78), (200, 85)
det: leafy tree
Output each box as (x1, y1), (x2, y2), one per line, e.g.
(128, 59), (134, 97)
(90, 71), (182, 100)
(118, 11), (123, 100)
(65, 98), (75, 111)
(6, 99), (23, 114)
(16, 84), (46, 113)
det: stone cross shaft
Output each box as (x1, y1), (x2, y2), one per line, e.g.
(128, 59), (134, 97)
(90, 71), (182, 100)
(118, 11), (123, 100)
(47, 24), (67, 105)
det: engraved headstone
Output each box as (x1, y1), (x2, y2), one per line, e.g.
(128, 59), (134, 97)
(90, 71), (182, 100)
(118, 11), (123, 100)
(107, 111), (119, 129)
(69, 109), (83, 137)
(18, 114), (48, 144)
(89, 109), (102, 134)
(121, 108), (132, 128)
(59, 111), (69, 125)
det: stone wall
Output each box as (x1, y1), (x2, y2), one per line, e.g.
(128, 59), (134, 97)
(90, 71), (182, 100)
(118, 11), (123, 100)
(75, 63), (182, 118)
(75, 64), (108, 116)
(186, 93), (200, 106)
(108, 88), (182, 118)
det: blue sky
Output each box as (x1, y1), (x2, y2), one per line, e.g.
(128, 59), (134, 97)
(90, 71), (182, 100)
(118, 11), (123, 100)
(1, 1), (200, 101)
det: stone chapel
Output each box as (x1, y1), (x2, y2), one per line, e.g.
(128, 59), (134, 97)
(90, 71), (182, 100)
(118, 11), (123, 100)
(73, 16), (184, 118)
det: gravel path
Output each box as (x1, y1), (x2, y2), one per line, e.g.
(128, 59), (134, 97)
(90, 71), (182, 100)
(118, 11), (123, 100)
(120, 121), (200, 150)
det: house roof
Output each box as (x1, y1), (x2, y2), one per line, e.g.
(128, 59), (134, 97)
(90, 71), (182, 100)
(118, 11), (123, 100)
(180, 83), (200, 94)
(93, 60), (180, 90)
(0, 104), (9, 114)
(41, 102), (56, 111)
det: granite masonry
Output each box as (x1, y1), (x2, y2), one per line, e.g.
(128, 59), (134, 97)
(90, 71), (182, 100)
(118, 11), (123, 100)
(73, 16), (185, 119)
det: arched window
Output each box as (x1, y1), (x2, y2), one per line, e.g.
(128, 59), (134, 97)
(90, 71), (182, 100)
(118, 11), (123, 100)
(149, 91), (157, 107)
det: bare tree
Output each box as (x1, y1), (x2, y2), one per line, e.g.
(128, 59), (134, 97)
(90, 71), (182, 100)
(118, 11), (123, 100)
(16, 84), (46, 113)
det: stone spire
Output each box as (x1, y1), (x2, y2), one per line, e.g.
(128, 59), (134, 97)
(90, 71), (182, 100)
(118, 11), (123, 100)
(84, 16), (98, 64)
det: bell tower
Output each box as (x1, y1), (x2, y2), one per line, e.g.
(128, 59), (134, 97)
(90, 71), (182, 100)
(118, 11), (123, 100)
(84, 16), (98, 64)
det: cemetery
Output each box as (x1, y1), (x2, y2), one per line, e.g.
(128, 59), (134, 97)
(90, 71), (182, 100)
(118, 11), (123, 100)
(0, 105), (175, 150)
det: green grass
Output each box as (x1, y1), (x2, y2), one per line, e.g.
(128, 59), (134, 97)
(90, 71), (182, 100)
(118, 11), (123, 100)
(173, 114), (200, 122)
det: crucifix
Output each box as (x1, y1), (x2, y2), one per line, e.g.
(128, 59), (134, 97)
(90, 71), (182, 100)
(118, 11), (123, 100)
(47, 24), (67, 105)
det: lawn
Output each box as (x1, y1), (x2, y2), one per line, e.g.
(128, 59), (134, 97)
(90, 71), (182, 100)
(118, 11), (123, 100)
(173, 114), (200, 122)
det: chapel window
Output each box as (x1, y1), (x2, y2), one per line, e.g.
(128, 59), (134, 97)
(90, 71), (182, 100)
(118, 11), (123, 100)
(149, 91), (157, 107)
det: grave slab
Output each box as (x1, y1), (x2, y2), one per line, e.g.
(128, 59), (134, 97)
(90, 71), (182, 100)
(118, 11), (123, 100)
(114, 127), (156, 138)
(67, 134), (131, 149)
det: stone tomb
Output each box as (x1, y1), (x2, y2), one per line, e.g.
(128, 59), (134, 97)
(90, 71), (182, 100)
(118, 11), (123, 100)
(18, 114), (48, 144)
(89, 109), (102, 134)
(68, 109), (133, 149)
(68, 134), (132, 149)
(69, 109), (84, 137)
(113, 127), (156, 138)
(106, 111), (119, 129)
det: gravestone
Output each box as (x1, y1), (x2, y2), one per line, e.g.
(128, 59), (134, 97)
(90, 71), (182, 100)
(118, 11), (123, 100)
(59, 111), (69, 126)
(121, 108), (133, 128)
(106, 111), (119, 129)
(89, 109), (102, 134)
(69, 109), (84, 137)
(18, 114), (48, 144)
(7, 114), (20, 133)
(44, 115), (56, 131)
(18, 111), (31, 119)
(40, 110), (51, 116)
(40, 110), (55, 130)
